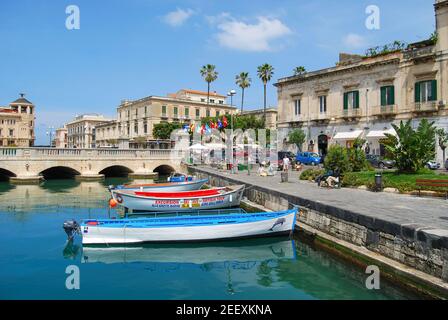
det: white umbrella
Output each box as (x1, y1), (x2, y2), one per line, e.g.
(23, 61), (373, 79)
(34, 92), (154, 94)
(188, 143), (209, 150)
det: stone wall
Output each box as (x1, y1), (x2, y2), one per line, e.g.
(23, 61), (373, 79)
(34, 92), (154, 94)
(190, 167), (448, 282)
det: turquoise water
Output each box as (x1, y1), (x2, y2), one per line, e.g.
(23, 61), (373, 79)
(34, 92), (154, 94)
(0, 179), (421, 300)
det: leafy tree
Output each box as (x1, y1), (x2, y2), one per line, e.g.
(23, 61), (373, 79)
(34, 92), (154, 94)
(288, 129), (306, 152)
(293, 66), (306, 76)
(153, 122), (182, 140)
(235, 72), (251, 113)
(382, 119), (436, 173)
(200, 64), (218, 106)
(324, 145), (350, 173)
(257, 64), (274, 127)
(436, 128), (448, 163)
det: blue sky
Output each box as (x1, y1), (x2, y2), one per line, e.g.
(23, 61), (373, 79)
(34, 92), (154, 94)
(0, 0), (435, 145)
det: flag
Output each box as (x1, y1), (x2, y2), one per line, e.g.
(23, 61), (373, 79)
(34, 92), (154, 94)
(205, 124), (211, 134)
(222, 116), (228, 128)
(217, 119), (223, 129)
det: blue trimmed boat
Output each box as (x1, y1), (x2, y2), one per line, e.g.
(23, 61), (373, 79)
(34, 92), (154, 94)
(64, 208), (297, 244)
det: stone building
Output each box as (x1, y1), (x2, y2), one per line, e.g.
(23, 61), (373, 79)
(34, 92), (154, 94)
(66, 114), (113, 149)
(241, 107), (278, 130)
(275, 0), (448, 163)
(0, 94), (35, 147)
(97, 89), (237, 148)
(54, 126), (68, 148)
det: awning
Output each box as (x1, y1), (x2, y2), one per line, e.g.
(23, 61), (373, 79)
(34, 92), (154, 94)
(366, 129), (396, 139)
(333, 130), (363, 140)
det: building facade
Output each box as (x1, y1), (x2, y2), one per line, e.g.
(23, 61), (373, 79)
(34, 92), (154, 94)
(54, 126), (68, 148)
(0, 94), (35, 147)
(98, 89), (237, 148)
(66, 114), (113, 148)
(241, 107), (278, 130)
(275, 0), (448, 163)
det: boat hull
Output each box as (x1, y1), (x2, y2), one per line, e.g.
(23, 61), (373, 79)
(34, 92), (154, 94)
(111, 185), (244, 211)
(112, 178), (208, 193)
(80, 209), (297, 244)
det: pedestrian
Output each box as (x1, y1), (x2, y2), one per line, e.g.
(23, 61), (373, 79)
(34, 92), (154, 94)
(282, 155), (290, 172)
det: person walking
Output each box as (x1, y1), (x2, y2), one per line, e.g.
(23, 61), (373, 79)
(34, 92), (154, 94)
(282, 155), (290, 172)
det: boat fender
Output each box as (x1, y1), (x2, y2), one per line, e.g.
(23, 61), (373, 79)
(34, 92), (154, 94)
(116, 194), (123, 204)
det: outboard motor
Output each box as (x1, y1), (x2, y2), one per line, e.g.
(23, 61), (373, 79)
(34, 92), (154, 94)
(63, 220), (80, 241)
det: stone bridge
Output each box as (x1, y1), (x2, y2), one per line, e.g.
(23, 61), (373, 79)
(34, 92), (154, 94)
(0, 148), (182, 183)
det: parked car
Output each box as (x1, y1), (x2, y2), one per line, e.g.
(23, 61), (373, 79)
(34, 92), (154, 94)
(426, 160), (441, 170)
(366, 154), (395, 169)
(296, 152), (321, 166)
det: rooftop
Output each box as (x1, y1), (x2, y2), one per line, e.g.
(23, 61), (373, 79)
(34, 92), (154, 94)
(178, 89), (227, 98)
(10, 93), (33, 105)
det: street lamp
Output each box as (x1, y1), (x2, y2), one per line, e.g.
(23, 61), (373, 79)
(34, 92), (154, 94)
(227, 90), (236, 173)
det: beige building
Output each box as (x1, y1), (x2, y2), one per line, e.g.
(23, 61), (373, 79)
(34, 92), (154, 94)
(66, 114), (113, 149)
(54, 126), (68, 148)
(241, 108), (278, 130)
(0, 94), (35, 147)
(275, 0), (448, 162)
(95, 89), (237, 148)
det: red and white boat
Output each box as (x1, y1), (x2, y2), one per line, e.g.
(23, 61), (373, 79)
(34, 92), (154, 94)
(111, 185), (245, 211)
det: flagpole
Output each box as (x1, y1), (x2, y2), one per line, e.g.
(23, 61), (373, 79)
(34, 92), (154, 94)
(228, 90), (236, 174)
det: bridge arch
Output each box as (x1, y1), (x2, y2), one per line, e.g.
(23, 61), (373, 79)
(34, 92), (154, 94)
(153, 164), (176, 175)
(0, 168), (17, 181)
(39, 166), (81, 179)
(99, 165), (134, 178)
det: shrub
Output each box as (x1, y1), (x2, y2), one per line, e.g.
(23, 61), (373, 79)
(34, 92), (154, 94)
(347, 147), (368, 172)
(342, 172), (364, 187)
(324, 145), (350, 173)
(300, 169), (324, 181)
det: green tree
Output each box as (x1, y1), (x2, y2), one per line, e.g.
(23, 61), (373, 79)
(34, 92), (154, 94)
(257, 64), (274, 127)
(324, 145), (350, 173)
(200, 64), (218, 106)
(382, 119), (436, 173)
(153, 122), (182, 140)
(293, 66), (306, 76)
(288, 129), (306, 152)
(235, 72), (251, 113)
(436, 128), (448, 163)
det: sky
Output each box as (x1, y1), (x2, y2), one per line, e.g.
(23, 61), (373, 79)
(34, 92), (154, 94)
(0, 0), (436, 145)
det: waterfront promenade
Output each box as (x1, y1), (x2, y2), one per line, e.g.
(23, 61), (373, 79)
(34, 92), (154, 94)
(189, 165), (448, 289)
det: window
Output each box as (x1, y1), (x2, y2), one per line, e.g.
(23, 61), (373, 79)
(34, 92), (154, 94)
(294, 99), (301, 116)
(9, 129), (14, 137)
(173, 107), (178, 117)
(201, 98), (206, 102)
(144, 123), (148, 134)
(144, 106), (148, 115)
(343, 91), (359, 110)
(216, 110), (220, 117)
(380, 86), (395, 106)
(319, 96), (327, 113)
(415, 80), (437, 103)
(196, 109), (200, 118)
(162, 106), (167, 116)
(185, 107), (189, 118)
(210, 99), (215, 103)
(219, 100), (224, 104)
(206, 109), (210, 117)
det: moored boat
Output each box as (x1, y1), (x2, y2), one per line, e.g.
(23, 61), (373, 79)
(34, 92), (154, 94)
(65, 208), (297, 244)
(111, 185), (245, 211)
(109, 178), (208, 193)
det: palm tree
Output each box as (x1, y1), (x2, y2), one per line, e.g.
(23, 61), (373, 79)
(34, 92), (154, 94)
(257, 64), (274, 126)
(293, 66), (306, 76)
(235, 72), (251, 113)
(200, 64), (218, 106)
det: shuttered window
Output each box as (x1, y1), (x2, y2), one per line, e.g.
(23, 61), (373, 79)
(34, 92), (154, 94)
(344, 91), (359, 109)
(415, 80), (437, 102)
(380, 86), (395, 106)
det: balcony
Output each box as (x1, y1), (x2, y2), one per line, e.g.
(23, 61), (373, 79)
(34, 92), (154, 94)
(372, 105), (397, 117)
(412, 101), (438, 113)
(161, 113), (168, 119)
(311, 113), (331, 123)
(340, 108), (362, 120)
(288, 116), (306, 127)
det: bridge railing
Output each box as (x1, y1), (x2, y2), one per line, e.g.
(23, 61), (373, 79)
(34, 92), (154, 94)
(0, 148), (176, 159)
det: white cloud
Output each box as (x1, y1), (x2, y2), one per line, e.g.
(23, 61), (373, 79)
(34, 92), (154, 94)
(212, 16), (292, 52)
(163, 8), (195, 27)
(343, 33), (367, 49)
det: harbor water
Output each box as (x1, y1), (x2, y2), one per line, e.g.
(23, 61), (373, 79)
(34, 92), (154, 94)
(0, 178), (422, 300)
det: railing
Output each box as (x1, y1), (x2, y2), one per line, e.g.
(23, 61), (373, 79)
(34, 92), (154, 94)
(311, 113), (331, 121)
(0, 147), (175, 159)
(403, 45), (435, 60)
(371, 105), (397, 116)
(413, 101), (438, 112)
(341, 108), (362, 118)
